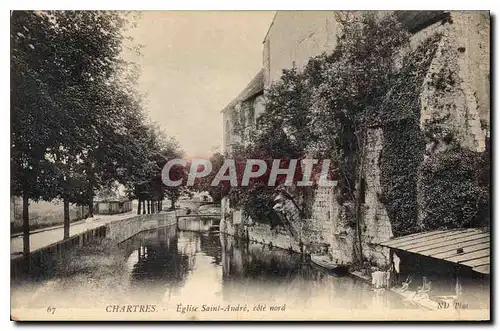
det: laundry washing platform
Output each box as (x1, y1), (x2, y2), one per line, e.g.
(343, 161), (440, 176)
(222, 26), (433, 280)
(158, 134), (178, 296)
(310, 254), (350, 275)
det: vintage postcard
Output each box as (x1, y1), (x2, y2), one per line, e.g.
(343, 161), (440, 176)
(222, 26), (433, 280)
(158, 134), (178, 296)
(10, 10), (490, 321)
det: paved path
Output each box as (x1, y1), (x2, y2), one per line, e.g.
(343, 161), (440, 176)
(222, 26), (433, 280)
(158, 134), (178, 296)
(11, 211), (136, 257)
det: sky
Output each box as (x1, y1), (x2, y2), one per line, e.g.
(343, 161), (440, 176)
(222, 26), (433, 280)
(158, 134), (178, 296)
(124, 11), (276, 158)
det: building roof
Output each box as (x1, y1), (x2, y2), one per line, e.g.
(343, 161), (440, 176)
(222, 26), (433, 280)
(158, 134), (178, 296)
(379, 228), (490, 274)
(395, 11), (450, 33)
(221, 70), (264, 113)
(96, 197), (130, 203)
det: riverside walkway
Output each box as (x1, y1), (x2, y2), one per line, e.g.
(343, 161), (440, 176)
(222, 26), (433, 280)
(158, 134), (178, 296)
(10, 211), (136, 258)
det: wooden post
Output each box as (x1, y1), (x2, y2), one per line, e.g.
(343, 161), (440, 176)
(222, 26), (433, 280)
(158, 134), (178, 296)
(137, 199), (142, 215)
(142, 200), (146, 214)
(147, 200), (151, 214)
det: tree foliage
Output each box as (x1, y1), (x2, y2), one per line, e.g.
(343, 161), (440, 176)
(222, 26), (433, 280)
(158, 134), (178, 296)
(225, 12), (489, 239)
(227, 13), (410, 230)
(11, 11), (181, 252)
(193, 152), (229, 204)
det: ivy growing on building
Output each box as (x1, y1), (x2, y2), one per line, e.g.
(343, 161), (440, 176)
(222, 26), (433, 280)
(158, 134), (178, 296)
(378, 34), (441, 236)
(420, 142), (490, 230)
(228, 13), (413, 235)
(226, 12), (490, 239)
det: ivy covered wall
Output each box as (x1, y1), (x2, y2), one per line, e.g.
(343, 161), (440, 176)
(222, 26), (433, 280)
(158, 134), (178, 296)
(378, 34), (441, 237)
(220, 12), (490, 265)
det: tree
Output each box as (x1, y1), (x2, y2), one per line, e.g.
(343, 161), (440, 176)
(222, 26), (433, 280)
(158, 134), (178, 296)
(11, 11), (172, 251)
(151, 134), (185, 212)
(11, 11), (63, 255)
(227, 13), (411, 263)
(193, 152), (229, 204)
(308, 13), (409, 263)
(125, 123), (185, 214)
(45, 11), (138, 220)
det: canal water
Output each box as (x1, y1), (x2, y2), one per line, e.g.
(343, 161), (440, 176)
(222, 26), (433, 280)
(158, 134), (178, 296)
(11, 221), (416, 318)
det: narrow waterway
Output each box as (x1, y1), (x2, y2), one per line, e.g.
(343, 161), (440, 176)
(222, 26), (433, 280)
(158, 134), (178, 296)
(121, 226), (410, 311)
(12, 220), (421, 319)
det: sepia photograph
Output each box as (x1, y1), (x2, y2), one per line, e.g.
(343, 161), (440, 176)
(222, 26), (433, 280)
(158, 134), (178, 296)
(9, 8), (491, 321)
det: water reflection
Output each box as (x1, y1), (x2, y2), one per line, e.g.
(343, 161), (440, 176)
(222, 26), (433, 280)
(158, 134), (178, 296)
(119, 227), (192, 303)
(11, 224), (409, 313)
(120, 225), (405, 311)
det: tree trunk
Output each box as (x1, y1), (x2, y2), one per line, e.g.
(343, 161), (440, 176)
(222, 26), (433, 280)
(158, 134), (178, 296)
(85, 161), (95, 218)
(171, 198), (175, 210)
(147, 200), (150, 214)
(137, 199), (142, 215)
(63, 199), (70, 239)
(151, 200), (155, 214)
(354, 130), (367, 265)
(354, 182), (364, 264)
(88, 200), (94, 218)
(142, 200), (146, 214)
(158, 200), (161, 212)
(22, 194), (29, 257)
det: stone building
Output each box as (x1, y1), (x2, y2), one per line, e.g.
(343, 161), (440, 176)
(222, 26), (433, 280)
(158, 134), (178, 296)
(222, 70), (266, 155)
(220, 11), (490, 268)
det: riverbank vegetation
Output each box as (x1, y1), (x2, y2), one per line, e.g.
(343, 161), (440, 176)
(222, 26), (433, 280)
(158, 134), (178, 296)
(218, 12), (490, 259)
(11, 11), (182, 254)
(224, 13), (413, 243)
(56, 238), (128, 286)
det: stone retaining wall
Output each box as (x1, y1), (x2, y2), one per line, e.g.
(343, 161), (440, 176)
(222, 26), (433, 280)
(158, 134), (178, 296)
(105, 210), (184, 243)
(177, 217), (219, 232)
(12, 210), (186, 279)
(221, 218), (301, 252)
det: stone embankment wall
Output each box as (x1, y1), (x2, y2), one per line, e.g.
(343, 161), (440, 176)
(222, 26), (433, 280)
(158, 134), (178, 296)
(11, 225), (107, 279)
(221, 217), (301, 252)
(106, 210), (185, 243)
(12, 210), (185, 278)
(177, 216), (220, 232)
(360, 128), (393, 267)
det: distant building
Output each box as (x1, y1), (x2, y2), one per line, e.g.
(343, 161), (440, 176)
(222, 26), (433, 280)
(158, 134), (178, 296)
(94, 182), (132, 214)
(94, 197), (132, 215)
